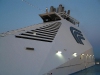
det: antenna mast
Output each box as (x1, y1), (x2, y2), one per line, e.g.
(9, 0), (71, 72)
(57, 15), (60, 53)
(22, 0), (45, 12)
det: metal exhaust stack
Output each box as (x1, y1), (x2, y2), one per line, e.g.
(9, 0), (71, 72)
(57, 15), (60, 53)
(62, 7), (64, 12)
(49, 4), (66, 13)
(50, 6), (56, 12)
(54, 8), (56, 12)
(67, 10), (70, 15)
(50, 6), (54, 12)
(58, 4), (63, 12)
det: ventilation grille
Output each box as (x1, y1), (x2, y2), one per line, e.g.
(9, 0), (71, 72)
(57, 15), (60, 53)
(26, 47), (34, 50)
(15, 22), (61, 42)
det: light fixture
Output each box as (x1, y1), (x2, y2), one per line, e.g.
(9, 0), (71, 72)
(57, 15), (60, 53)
(73, 53), (77, 57)
(80, 54), (84, 59)
(56, 51), (62, 57)
(82, 54), (84, 55)
(87, 54), (89, 56)
(89, 55), (91, 58)
(56, 51), (62, 54)
(96, 62), (99, 64)
(92, 55), (94, 58)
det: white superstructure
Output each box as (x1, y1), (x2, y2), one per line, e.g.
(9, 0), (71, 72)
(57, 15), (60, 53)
(0, 5), (95, 75)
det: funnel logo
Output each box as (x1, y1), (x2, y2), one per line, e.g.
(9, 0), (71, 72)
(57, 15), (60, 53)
(70, 27), (85, 45)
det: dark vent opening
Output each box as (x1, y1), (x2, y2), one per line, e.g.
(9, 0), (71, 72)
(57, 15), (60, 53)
(15, 22), (61, 42)
(35, 26), (60, 31)
(21, 33), (54, 40)
(23, 32), (55, 37)
(26, 31), (57, 35)
(33, 33), (55, 37)
(26, 47), (34, 50)
(15, 36), (52, 42)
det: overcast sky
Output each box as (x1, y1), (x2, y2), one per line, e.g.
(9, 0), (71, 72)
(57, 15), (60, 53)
(0, 0), (100, 59)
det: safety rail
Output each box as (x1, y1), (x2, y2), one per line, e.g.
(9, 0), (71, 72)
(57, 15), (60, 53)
(58, 12), (79, 25)
(56, 61), (94, 69)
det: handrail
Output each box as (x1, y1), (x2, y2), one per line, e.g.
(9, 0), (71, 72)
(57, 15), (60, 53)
(56, 61), (94, 69)
(0, 22), (59, 37)
(58, 12), (80, 25)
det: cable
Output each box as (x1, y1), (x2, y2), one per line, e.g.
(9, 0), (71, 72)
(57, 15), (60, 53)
(22, 0), (45, 12)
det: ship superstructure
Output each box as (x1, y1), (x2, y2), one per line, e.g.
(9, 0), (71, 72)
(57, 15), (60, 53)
(0, 5), (95, 75)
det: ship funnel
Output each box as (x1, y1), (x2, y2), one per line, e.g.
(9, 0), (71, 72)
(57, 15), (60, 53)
(67, 10), (70, 15)
(58, 4), (63, 12)
(49, 4), (65, 13)
(54, 8), (56, 12)
(62, 7), (64, 12)
(50, 6), (56, 12)
(50, 6), (54, 12)
(64, 11), (66, 13)
(57, 7), (59, 13)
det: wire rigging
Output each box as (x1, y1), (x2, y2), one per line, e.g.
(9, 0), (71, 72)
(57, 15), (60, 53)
(22, 0), (45, 12)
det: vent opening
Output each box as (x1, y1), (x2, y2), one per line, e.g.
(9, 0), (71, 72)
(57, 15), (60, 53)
(15, 22), (61, 42)
(26, 47), (34, 50)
